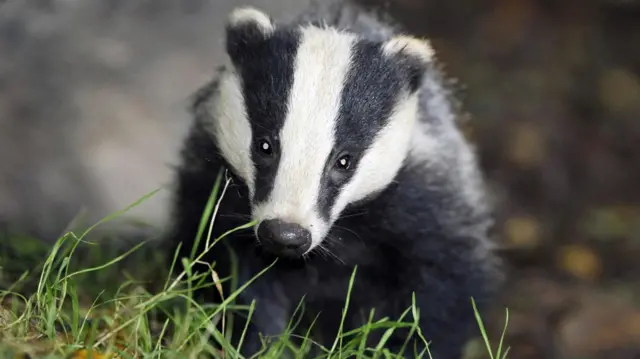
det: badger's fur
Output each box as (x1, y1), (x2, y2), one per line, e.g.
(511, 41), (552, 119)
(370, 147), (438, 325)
(167, 2), (502, 358)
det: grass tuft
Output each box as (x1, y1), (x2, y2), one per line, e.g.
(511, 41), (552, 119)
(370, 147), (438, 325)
(0, 172), (509, 358)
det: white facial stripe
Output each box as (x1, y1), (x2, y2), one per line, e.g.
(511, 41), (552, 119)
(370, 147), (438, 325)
(253, 26), (356, 250)
(206, 71), (255, 196)
(331, 93), (420, 219)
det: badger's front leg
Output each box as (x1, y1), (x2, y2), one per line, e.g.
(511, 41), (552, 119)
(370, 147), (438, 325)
(377, 290), (474, 359)
(231, 267), (293, 356)
(383, 262), (495, 359)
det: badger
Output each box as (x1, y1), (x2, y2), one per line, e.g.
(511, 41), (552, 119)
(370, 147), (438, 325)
(167, 2), (503, 358)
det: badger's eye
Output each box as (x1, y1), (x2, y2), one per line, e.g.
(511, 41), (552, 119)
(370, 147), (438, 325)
(257, 139), (273, 156)
(335, 155), (352, 171)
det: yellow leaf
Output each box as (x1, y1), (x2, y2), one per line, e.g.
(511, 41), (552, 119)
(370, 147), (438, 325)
(69, 349), (120, 359)
(504, 216), (541, 247)
(558, 244), (602, 280)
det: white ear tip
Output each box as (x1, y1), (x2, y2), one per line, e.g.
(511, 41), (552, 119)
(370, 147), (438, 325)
(383, 36), (434, 64)
(228, 6), (274, 33)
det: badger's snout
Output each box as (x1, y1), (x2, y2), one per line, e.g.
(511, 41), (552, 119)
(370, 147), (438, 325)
(257, 219), (312, 257)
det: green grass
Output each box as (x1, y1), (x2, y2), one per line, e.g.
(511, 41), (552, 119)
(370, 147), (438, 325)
(0, 170), (510, 359)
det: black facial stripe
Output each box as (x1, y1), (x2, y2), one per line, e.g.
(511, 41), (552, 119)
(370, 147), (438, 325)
(317, 39), (408, 220)
(236, 28), (301, 204)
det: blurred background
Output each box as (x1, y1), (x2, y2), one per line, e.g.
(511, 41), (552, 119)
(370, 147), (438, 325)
(0, 0), (639, 358)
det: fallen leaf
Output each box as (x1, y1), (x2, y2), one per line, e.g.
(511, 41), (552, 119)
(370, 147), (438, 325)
(69, 349), (120, 359)
(504, 215), (542, 248)
(557, 244), (602, 280)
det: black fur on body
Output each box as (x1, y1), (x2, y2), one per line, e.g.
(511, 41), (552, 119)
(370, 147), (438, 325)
(167, 2), (503, 358)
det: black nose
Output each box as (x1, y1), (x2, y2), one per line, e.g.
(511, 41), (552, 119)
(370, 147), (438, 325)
(257, 219), (312, 257)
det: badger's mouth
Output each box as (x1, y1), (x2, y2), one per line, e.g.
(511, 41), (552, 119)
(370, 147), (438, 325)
(255, 218), (313, 258)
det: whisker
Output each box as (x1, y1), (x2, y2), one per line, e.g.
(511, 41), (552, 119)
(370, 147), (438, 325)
(337, 210), (369, 220)
(308, 247), (325, 262)
(314, 245), (331, 261)
(317, 249), (331, 261)
(318, 239), (345, 265)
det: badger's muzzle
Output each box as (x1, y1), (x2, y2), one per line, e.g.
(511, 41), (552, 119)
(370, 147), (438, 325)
(257, 219), (312, 258)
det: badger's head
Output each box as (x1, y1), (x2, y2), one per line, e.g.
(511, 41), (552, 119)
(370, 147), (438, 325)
(205, 7), (434, 258)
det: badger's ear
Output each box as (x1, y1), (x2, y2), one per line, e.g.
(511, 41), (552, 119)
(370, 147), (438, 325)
(225, 7), (275, 66)
(382, 35), (435, 93)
